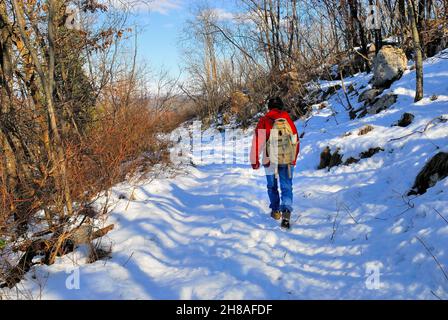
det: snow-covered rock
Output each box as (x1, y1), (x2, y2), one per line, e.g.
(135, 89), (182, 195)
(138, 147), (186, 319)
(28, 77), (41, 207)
(373, 45), (407, 88)
(358, 88), (383, 104)
(367, 93), (398, 114)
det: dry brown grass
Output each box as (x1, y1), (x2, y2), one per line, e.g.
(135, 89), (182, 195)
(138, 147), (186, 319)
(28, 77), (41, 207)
(0, 83), (189, 291)
(65, 100), (185, 204)
(358, 125), (374, 136)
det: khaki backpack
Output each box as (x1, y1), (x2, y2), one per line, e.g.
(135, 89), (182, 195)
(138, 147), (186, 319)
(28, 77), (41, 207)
(266, 118), (298, 169)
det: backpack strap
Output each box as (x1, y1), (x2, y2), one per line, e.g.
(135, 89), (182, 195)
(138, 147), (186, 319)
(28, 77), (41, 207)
(266, 115), (276, 126)
(264, 116), (275, 158)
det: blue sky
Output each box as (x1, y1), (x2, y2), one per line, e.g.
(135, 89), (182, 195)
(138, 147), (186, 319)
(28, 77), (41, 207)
(132, 4), (188, 76)
(128, 0), (237, 78)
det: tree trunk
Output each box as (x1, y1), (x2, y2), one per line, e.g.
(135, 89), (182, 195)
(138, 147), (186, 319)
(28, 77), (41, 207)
(11, 0), (73, 218)
(398, 0), (408, 43)
(408, 0), (424, 102)
(348, 0), (370, 72)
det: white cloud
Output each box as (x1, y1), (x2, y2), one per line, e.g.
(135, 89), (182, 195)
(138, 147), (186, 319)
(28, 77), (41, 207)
(209, 8), (235, 22)
(147, 0), (182, 14)
(109, 0), (182, 14)
(206, 8), (256, 25)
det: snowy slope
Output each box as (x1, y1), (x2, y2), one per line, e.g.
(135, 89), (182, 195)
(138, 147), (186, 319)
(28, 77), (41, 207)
(2, 50), (448, 300)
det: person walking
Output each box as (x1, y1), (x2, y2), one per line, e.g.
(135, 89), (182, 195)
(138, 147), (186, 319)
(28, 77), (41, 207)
(250, 97), (300, 229)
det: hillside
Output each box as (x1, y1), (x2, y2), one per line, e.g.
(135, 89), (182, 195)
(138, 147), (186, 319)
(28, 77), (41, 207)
(2, 49), (448, 300)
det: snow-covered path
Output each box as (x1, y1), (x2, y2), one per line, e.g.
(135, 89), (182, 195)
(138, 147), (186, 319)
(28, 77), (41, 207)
(21, 162), (378, 300)
(104, 164), (369, 300)
(4, 49), (448, 300)
(97, 148), (446, 300)
(12, 152), (448, 299)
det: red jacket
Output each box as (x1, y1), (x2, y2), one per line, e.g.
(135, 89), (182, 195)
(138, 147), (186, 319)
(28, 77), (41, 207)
(250, 108), (300, 169)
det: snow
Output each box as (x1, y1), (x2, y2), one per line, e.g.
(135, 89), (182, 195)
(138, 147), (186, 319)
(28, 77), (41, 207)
(2, 49), (448, 300)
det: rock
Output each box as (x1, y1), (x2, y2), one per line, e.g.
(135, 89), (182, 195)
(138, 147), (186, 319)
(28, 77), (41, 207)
(317, 146), (343, 170)
(69, 224), (114, 246)
(344, 157), (360, 165)
(396, 112), (415, 127)
(349, 108), (358, 120)
(70, 225), (93, 245)
(347, 83), (356, 94)
(230, 91), (250, 114)
(349, 105), (369, 119)
(322, 84), (341, 100)
(318, 146), (331, 169)
(358, 88), (383, 104)
(373, 45), (407, 88)
(343, 147), (384, 166)
(357, 108), (368, 118)
(329, 149), (343, 168)
(359, 147), (384, 159)
(367, 93), (398, 114)
(408, 152), (448, 195)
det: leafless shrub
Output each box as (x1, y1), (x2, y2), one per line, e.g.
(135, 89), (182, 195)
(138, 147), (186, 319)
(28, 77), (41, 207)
(0, 0), (187, 292)
(358, 125), (374, 136)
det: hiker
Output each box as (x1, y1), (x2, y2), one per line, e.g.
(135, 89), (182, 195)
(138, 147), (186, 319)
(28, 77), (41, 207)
(250, 97), (300, 229)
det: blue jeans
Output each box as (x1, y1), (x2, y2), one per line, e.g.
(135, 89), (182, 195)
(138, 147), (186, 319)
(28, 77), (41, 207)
(266, 165), (294, 212)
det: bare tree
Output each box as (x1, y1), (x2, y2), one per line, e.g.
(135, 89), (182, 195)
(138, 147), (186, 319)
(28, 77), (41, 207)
(408, 0), (424, 101)
(1, 0), (183, 289)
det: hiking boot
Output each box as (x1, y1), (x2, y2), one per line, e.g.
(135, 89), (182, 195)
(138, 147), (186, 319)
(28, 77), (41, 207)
(281, 209), (291, 229)
(281, 219), (290, 229)
(282, 209), (291, 221)
(271, 210), (282, 220)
